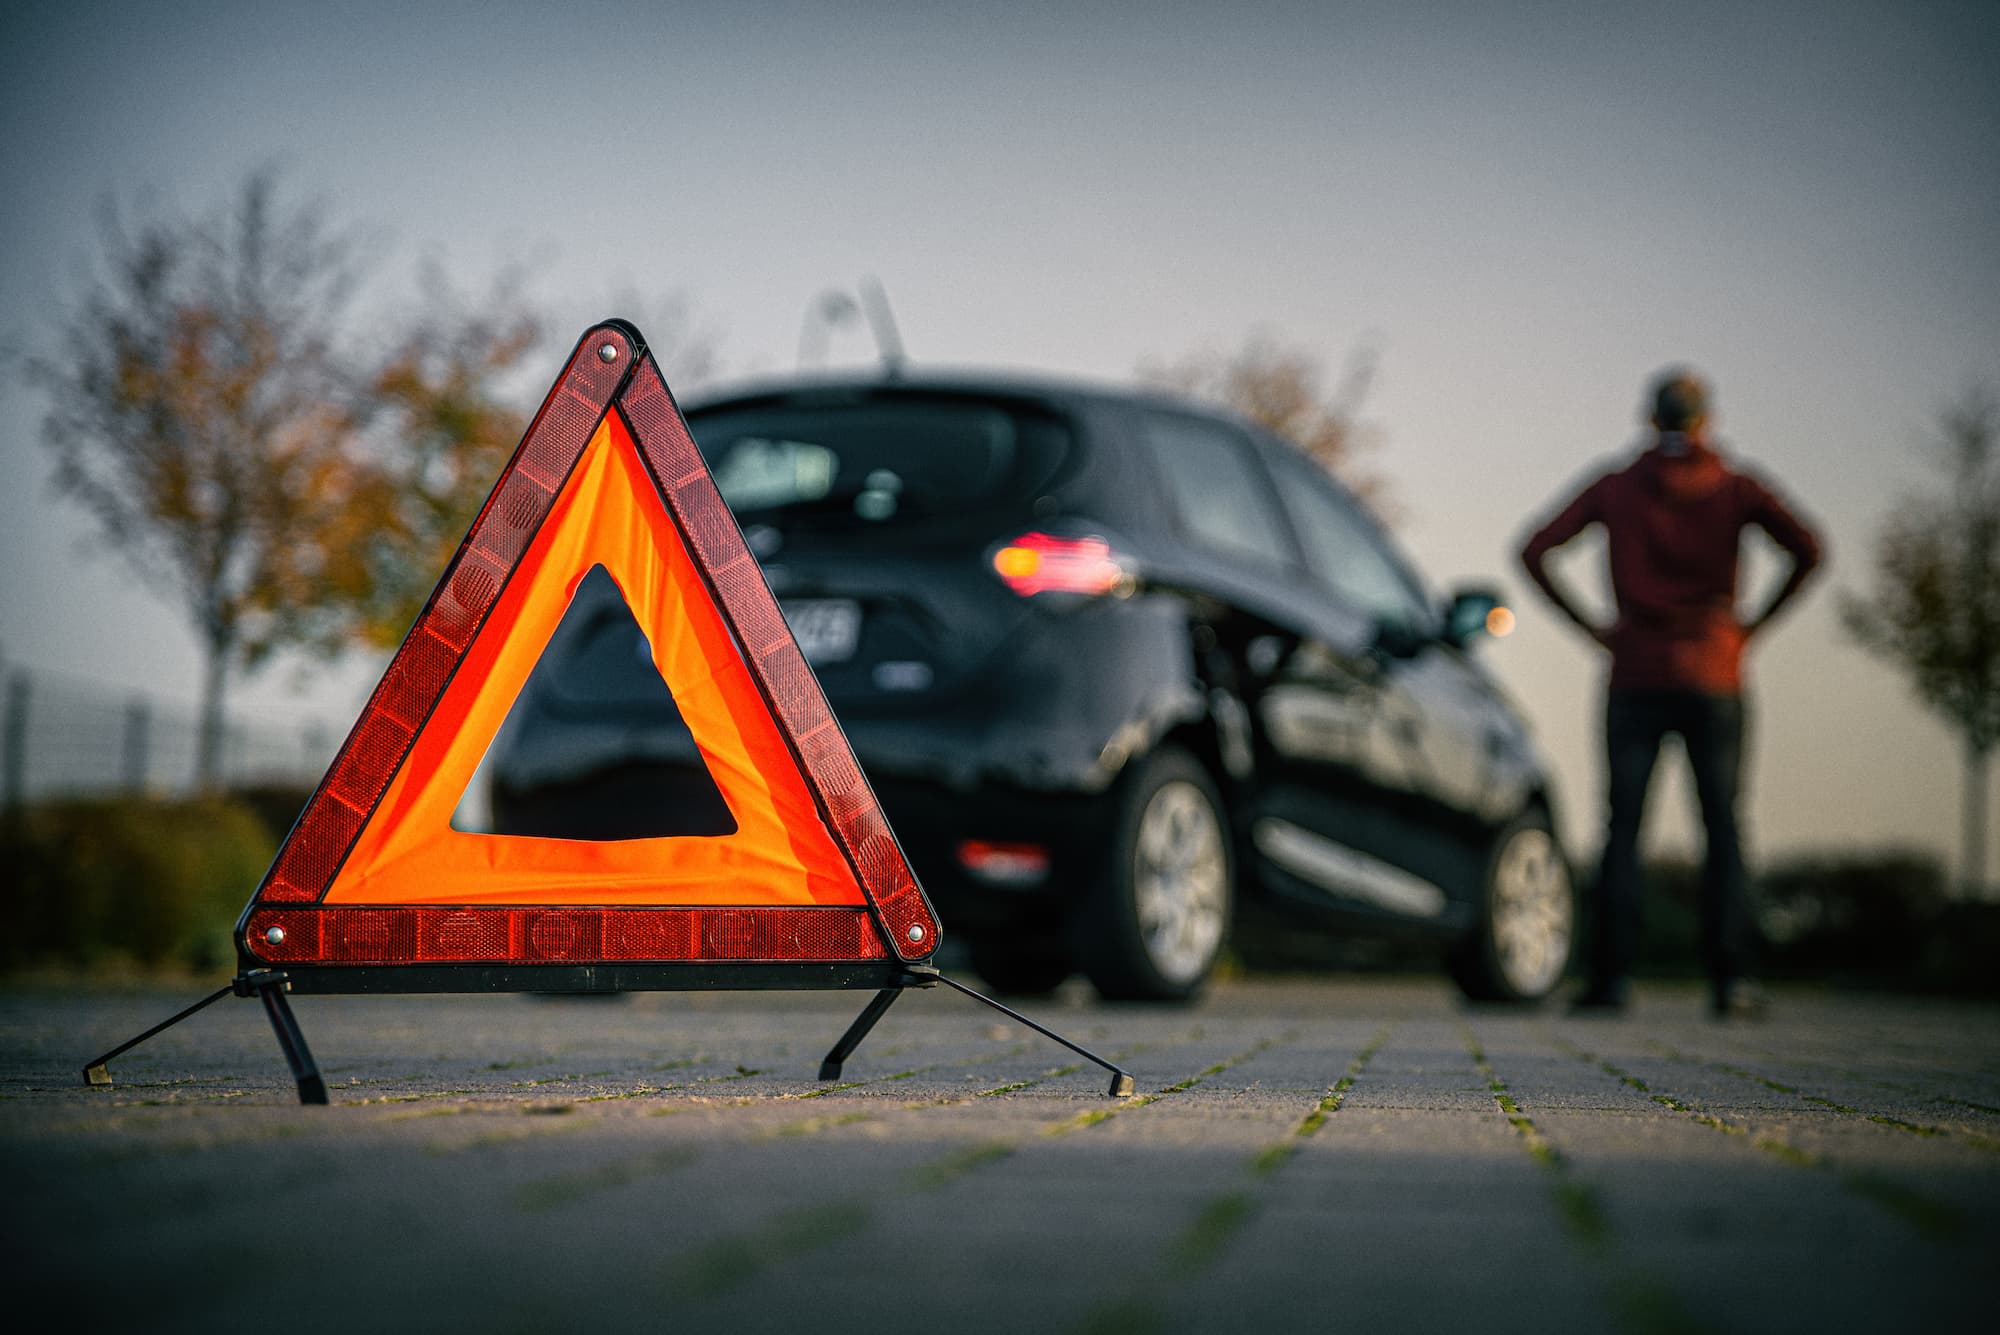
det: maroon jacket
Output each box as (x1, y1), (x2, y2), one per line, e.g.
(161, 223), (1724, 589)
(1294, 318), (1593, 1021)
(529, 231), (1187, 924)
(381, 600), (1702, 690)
(1519, 439), (1822, 694)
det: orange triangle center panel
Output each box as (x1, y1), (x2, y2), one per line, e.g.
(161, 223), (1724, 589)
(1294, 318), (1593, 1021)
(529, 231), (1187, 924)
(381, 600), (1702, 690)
(334, 411), (860, 907)
(466, 563), (735, 841)
(239, 325), (939, 969)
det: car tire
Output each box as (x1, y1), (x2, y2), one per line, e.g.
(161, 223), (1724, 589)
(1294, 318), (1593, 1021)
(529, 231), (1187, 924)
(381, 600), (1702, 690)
(1449, 810), (1574, 1003)
(1079, 747), (1233, 1002)
(967, 939), (1074, 997)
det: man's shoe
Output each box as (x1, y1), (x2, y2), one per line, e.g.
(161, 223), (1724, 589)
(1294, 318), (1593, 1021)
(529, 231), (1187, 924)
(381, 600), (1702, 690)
(1710, 979), (1768, 1021)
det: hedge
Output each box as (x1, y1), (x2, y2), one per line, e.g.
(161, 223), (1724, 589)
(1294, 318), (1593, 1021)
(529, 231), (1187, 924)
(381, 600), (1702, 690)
(1, 795), (276, 973)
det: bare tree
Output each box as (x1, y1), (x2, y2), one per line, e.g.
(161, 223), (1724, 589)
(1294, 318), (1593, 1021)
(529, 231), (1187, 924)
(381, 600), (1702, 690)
(1843, 383), (2000, 899)
(29, 170), (376, 790)
(1140, 329), (1388, 515)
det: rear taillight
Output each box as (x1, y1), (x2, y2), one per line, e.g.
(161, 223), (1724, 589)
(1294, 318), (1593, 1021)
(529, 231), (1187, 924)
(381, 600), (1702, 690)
(991, 532), (1128, 597)
(957, 840), (1052, 886)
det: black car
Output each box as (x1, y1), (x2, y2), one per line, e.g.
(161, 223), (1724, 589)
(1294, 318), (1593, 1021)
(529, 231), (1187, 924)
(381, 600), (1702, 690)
(487, 370), (1574, 1002)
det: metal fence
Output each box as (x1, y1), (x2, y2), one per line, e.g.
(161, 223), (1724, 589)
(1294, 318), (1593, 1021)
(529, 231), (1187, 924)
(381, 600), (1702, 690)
(0, 664), (344, 807)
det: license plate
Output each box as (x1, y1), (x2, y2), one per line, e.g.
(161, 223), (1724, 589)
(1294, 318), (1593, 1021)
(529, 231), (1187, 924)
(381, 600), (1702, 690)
(782, 599), (862, 665)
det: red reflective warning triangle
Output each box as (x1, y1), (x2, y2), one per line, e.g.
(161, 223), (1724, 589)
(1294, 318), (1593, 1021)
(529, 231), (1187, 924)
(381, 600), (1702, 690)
(236, 322), (940, 972)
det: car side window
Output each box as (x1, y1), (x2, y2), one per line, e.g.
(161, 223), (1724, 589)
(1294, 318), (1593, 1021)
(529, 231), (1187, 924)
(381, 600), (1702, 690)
(1266, 447), (1433, 636)
(1137, 412), (1295, 570)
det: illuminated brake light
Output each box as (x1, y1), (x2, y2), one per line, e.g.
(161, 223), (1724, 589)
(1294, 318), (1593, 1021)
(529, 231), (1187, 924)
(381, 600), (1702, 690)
(991, 532), (1127, 597)
(957, 841), (1052, 886)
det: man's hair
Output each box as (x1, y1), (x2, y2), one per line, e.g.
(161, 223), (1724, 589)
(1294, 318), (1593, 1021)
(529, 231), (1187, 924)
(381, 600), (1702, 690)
(1650, 368), (1710, 431)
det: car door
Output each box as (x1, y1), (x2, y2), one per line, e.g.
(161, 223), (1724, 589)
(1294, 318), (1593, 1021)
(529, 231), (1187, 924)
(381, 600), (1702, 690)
(1120, 411), (1416, 914)
(1120, 404), (1363, 774)
(1249, 442), (1492, 925)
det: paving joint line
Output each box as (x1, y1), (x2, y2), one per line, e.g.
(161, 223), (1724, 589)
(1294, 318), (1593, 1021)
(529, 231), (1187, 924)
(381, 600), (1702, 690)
(414, 1042), (1050, 1165)
(659, 1032), (1281, 1305)
(490, 1034), (1178, 1283)
(1553, 1035), (1970, 1242)
(659, 1045), (1166, 1303)
(1640, 1039), (2000, 1151)
(1477, 1029), (1711, 1335)
(1719, 1033), (2000, 1119)
(1044, 1030), (1298, 1138)
(1068, 1027), (1390, 1335)
(785, 1041), (1032, 1100)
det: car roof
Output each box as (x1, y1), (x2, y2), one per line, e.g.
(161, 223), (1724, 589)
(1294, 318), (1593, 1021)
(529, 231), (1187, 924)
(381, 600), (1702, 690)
(678, 364), (1247, 428)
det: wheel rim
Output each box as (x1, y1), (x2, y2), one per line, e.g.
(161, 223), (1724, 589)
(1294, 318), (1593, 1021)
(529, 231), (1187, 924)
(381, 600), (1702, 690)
(1130, 779), (1229, 987)
(1489, 827), (1572, 998)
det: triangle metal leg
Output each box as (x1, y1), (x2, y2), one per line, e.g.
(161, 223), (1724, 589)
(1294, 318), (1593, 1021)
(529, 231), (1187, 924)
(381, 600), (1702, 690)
(251, 974), (328, 1105)
(818, 986), (906, 1081)
(80, 983), (234, 1088)
(815, 968), (1135, 1097)
(930, 973), (1136, 1097)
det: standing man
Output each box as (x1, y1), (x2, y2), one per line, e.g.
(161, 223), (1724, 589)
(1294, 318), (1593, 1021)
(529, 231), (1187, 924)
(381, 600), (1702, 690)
(1519, 368), (1822, 1017)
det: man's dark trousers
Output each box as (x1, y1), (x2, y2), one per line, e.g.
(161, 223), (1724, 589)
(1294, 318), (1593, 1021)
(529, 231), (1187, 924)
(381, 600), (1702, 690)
(1589, 689), (1753, 997)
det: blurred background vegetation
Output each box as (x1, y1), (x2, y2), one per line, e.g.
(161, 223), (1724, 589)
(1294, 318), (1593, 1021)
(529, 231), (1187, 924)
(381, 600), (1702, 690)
(1233, 846), (1999, 999)
(6, 780), (1993, 996)
(1, 793), (276, 977)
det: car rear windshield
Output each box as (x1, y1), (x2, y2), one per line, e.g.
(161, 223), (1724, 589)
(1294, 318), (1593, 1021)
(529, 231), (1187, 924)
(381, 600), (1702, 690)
(687, 393), (1071, 526)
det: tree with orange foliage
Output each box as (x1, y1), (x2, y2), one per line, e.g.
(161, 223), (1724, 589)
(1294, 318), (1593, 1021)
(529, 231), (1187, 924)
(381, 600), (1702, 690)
(1140, 329), (1388, 516)
(344, 280), (720, 649)
(341, 271), (543, 652)
(32, 171), (383, 790)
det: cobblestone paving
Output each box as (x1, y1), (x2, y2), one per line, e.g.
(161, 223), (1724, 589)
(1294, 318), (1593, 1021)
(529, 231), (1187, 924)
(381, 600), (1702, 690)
(3, 976), (1995, 1333)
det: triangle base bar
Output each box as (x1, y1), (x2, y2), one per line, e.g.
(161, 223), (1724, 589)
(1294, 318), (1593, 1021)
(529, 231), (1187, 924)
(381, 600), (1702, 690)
(79, 966), (1135, 1102)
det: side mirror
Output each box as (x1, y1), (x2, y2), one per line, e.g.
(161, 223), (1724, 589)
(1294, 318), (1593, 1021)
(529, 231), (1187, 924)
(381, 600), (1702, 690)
(1443, 586), (1512, 648)
(1372, 619), (1430, 660)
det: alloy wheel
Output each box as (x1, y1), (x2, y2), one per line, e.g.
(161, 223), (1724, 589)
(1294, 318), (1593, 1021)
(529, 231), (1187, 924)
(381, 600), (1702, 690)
(1488, 826), (1573, 998)
(1130, 779), (1230, 987)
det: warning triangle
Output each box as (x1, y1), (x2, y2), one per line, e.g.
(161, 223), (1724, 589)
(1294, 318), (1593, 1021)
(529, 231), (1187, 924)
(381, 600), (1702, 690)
(238, 322), (940, 972)
(476, 564), (735, 840)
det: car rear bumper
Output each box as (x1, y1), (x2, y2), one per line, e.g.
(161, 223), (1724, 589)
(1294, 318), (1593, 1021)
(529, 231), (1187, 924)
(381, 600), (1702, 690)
(490, 735), (1116, 942)
(863, 772), (1108, 937)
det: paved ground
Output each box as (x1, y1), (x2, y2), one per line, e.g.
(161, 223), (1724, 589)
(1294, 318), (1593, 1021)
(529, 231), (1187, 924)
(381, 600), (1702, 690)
(2, 974), (1996, 1333)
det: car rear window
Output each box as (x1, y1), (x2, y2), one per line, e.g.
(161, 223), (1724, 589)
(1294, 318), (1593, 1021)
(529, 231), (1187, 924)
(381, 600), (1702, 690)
(687, 394), (1071, 526)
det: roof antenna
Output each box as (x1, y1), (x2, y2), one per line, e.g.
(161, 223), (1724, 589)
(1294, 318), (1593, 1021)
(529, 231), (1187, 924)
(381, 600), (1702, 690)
(858, 276), (906, 379)
(797, 289), (859, 370)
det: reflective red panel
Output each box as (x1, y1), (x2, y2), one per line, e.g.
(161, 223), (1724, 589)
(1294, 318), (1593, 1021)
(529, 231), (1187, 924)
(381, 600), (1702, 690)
(244, 907), (890, 965)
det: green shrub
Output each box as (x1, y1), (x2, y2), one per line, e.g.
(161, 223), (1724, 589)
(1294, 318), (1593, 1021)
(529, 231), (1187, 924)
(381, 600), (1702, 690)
(1632, 857), (1705, 976)
(1757, 849), (1946, 978)
(1579, 848), (1992, 994)
(0, 795), (275, 973)
(227, 783), (316, 844)
(1912, 902), (2000, 997)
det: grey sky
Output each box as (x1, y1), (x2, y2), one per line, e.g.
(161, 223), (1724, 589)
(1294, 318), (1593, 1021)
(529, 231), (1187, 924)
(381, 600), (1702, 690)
(3, 0), (1996, 868)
